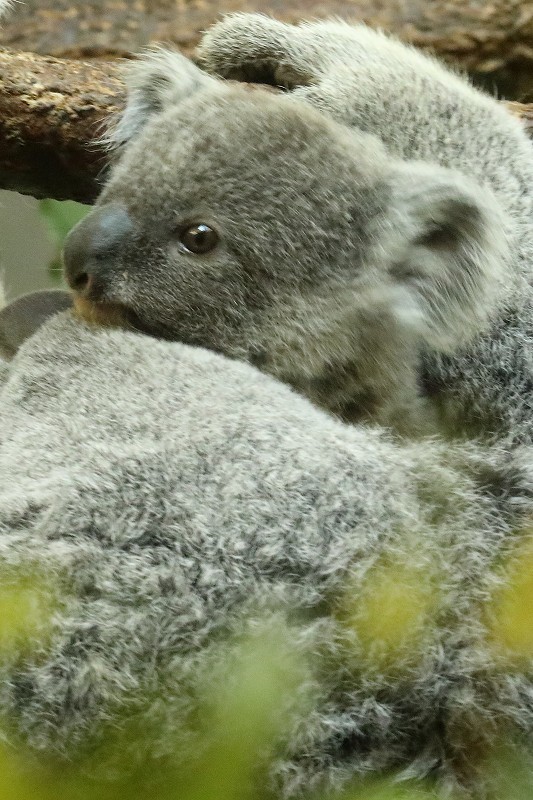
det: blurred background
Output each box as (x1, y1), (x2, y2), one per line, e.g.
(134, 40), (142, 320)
(0, 194), (88, 299)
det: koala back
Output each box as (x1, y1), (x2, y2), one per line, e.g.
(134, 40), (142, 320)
(2, 315), (533, 797)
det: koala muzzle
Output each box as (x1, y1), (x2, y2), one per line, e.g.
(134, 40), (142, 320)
(63, 204), (133, 299)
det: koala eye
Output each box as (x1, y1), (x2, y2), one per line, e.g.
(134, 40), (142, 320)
(179, 223), (219, 255)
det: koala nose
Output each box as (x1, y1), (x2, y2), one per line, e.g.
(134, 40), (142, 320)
(63, 204), (134, 297)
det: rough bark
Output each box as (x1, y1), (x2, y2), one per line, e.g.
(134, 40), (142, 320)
(0, 49), (531, 204)
(0, 50), (123, 202)
(1, 0), (532, 101)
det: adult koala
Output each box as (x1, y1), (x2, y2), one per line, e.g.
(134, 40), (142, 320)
(63, 15), (533, 441)
(1, 312), (533, 799)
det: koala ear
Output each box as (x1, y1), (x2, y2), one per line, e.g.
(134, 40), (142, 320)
(382, 164), (509, 352)
(0, 290), (72, 360)
(106, 49), (217, 151)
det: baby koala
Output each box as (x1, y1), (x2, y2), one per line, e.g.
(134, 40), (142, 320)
(63, 15), (533, 442)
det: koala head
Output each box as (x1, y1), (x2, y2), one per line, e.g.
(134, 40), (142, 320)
(64, 51), (508, 431)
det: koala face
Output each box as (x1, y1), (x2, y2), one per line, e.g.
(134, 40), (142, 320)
(64, 52), (507, 431)
(72, 89), (388, 356)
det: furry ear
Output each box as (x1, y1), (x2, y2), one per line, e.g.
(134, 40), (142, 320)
(106, 49), (217, 152)
(0, 290), (72, 360)
(382, 164), (509, 352)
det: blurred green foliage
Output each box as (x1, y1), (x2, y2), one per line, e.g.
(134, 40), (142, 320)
(486, 529), (533, 664)
(338, 554), (441, 675)
(39, 200), (90, 279)
(0, 565), (61, 656)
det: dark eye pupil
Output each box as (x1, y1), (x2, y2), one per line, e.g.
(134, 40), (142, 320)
(180, 223), (219, 254)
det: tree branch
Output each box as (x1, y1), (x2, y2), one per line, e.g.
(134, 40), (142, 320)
(0, 50), (123, 202)
(0, 49), (531, 204)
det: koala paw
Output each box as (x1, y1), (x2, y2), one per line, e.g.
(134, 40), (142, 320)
(197, 13), (317, 88)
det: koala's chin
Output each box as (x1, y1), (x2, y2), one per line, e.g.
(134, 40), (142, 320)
(73, 297), (198, 345)
(73, 297), (135, 332)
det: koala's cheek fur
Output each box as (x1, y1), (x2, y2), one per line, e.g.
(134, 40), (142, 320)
(72, 245), (261, 358)
(248, 287), (438, 435)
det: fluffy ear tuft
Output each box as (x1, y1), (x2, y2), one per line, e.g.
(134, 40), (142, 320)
(105, 49), (217, 152)
(382, 163), (510, 352)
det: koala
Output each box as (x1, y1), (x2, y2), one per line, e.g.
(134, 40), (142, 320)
(2, 311), (533, 798)
(3, 17), (533, 796)
(61, 15), (533, 442)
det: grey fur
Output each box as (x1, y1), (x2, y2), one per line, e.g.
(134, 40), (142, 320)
(63, 18), (531, 438)
(2, 313), (533, 797)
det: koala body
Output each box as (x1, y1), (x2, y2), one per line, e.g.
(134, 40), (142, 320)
(63, 16), (533, 441)
(2, 313), (533, 798)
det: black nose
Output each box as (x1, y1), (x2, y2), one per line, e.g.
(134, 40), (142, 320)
(63, 204), (134, 297)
